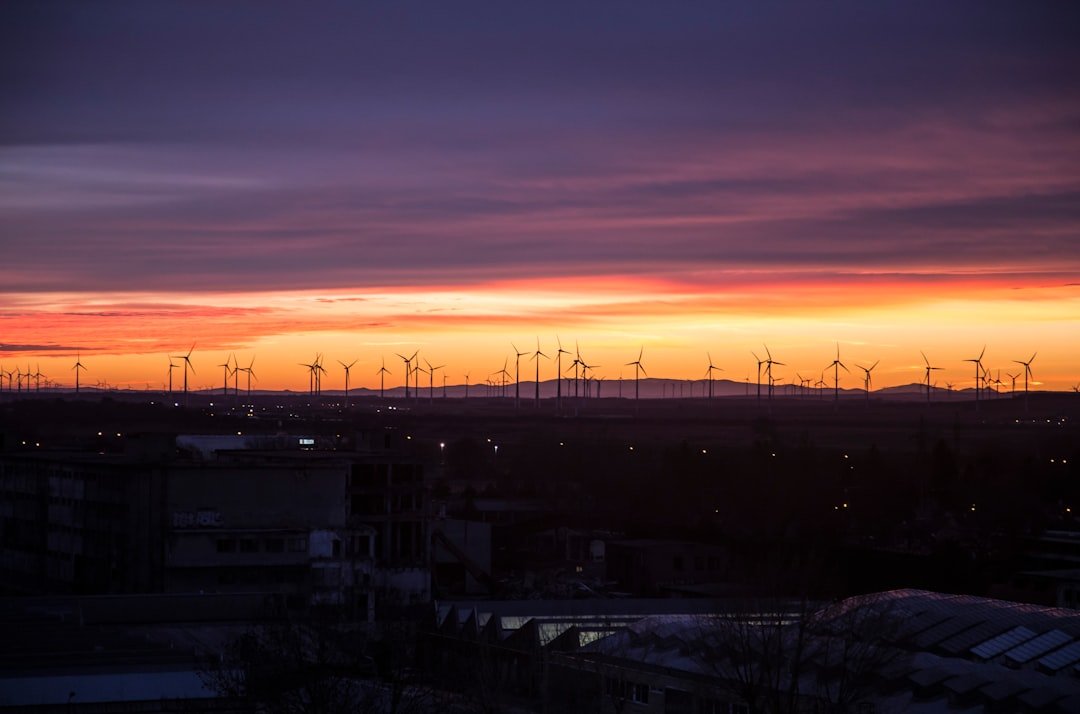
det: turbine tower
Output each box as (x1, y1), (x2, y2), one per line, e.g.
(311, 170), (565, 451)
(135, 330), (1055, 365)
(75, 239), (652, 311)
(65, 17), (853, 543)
(704, 353), (722, 399)
(825, 343), (848, 403)
(172, 344), (196, 404)
(425, 359), (444, 404)
(511, 343), (527, 408)
(625, 347), (647, 401)
(497, 358), (511, 399)
(581, 357), (600, 401)
(1012, 352), (1036, 412)
(569, 344), (582, 399)
(395, 351), (417, 400)
(299, 359), (316, 395)
(530, 338), (548, 408)
(338, 359), (356, 407)
(963, 345), (986, 411)
(218, 354), (234, 396)
(855, 360), (878, 403)
(921, 352), (943, 403)
(376, 357), (391, 399)
(241, 356), (257, 398)
(763, 345), (784, 401)
(554, 337), (570, 411)
(73, 353), (87, 394)
(751, 352), (764, 402)
(315, 354), (327, 397)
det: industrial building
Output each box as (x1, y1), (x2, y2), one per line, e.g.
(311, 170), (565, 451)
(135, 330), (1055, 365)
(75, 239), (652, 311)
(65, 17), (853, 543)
(0, 430), (448, 616)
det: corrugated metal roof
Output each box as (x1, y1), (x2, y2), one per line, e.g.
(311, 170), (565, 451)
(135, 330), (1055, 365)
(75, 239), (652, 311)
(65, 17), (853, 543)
(940, 620), (1014, 655)
(914, 616), (983, 649)
(1037, 640), (1080, 672)
(1003, 629), (1072, 666)
(971, 626), (1037, 660)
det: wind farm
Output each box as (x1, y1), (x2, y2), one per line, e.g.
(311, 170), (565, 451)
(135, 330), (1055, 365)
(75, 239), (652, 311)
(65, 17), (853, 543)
(4, 338), (1073, 414)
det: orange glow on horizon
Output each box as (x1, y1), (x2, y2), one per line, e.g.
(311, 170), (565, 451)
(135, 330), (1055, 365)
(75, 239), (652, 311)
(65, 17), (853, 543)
(2, 273), (1078, 393)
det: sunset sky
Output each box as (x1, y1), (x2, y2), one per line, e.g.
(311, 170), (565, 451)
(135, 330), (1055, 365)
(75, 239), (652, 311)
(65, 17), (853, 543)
(2, 2), (1078, 392)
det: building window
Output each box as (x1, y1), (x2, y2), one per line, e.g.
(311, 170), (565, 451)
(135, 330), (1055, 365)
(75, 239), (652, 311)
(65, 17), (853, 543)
(673, 555), (684, 572)
(216, 538), (236, 553)
(239, 539), (258, 553)
(264, 538), (284, 553)
(289, 537), (308, 553)
(604, 679), (649, 705)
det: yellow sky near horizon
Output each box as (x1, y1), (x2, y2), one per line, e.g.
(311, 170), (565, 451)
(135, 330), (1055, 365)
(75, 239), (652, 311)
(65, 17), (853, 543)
(1, 275), (1077, 392)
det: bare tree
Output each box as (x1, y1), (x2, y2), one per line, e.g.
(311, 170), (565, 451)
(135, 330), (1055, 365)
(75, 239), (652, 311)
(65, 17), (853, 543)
(701, 594), (905, 714)
(201, 610), (447, 714)
(200, 614), (378, 714)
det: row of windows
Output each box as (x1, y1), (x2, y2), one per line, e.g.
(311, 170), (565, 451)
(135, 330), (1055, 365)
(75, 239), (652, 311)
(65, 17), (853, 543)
(216, 536), (307, 554)
(604, 678), (649, 705)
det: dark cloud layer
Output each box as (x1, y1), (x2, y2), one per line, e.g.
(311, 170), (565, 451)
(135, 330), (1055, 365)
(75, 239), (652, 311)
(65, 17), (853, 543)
(2, 1), (1078, 292)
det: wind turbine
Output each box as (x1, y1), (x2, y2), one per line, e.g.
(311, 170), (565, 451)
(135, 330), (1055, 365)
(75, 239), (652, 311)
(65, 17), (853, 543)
(763, 345), (784, 400)
(980, 364), (993, 399)
(963, 345), (986, 411)
(233, 355), (243, 397)
(241, 356), (257, 398)
(172, 344), (196, 404)
(218, 354), (234, 396)
(425, 359), (444, 404)
(463, 371), (470, 399)
(376, 357), (391, 399)
(826, 345), (848, 403)
(992, 370), (1005, 398)
(1012, 352), (1036, 412)
(338, 359), (357, 407)
(920, 352), (943, 403)
(704, 353), (722, 399)
(554, 337), (571, 410)
(569, 343), (583, 399)
(530, 338), (548, 407)
(315, 354), (328, 397)
(413, 353), (423, 402)
(625, 347), (647, 401)
(73, 353), (87, 394)
(299, 359), (316, 395)
(751, 351), (764, 402)
(825, 344), (847, 404)
(581, 357), (600, 400)
(498, 357), (511, 399)
(395, 351), (417, 400)
(855, 360), (878, 403)
(511, 343), (527, 408)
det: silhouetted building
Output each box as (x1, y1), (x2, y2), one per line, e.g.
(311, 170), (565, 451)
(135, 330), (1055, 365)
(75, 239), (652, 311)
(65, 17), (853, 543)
(0, 431), (438, 616)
